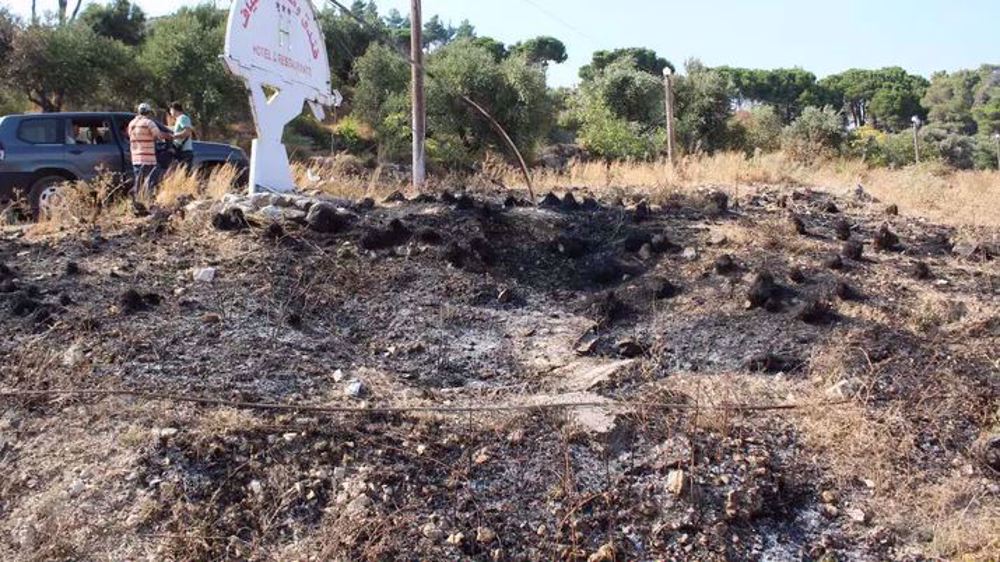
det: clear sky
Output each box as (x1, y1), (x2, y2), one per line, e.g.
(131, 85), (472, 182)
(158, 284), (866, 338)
(6, 0), (997, 87)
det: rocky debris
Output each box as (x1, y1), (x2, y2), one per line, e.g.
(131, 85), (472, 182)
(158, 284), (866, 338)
(344, 379), (367, 398)
(443, 242), (469, 268)
(834, 218), (852, 241)
(588, 543), (616, 562)
(0, 262), (13, 281)
(212, 207), (249, 231)
(824, 255), (844, 270)
(354, 197), (376, 211)
(651, 233), (682, 254)
(790, 215), (807, 235)
(654, 279), (681, 300)
(708, 231), (729, 246)
(885, 204), (899, 216)
(414, 227), (444, 245)
(588, 291), (629, 327)
(454, 194), (476, 211)
(714, 254), (737, 275)
(65, 261), (81, 276)
(704, 191), (729, 214)
(359, 219), (411, 250)
(575, 334), (600, 356)
(192, 267), (217, 283)
(666, 469), (693, 497)
(974, 434), (1000, 472)
(263, 222), (285, 241)
(873, 224), (901, 251)
(681, 247), (699, 261)
(797, 299), (834, 324)
(747, 353), (797, 373)
(624, 231), (653, 253)
(834, 280), (861, 301)
(822, 201), (840, 214)
(912, 261), (932, 280)
(747, 272), (778, 310)
(615, 338), (646, 358)
(306, 203), (351, 234)
(845, 507), (869, 524)
(581, 196), (600, 211)
(555, 235), (589, 259)
(952, 240), (992, 260)
(842, 240), (864, 261)
(410, 193), (437, 204)
(383, 191), (406, 204)
(788, 267), (807, 284)
(589, 256), (627, 285)
(120, 289), (160, 314)
(476, 527), (497, 544)
(633, 200), (651, 222)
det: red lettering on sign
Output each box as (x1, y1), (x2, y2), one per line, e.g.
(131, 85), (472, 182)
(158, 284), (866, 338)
(241, 0), (260, 28)
(302, 18), (320, 59)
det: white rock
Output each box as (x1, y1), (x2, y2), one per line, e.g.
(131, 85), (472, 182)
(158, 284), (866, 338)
(846, 507), (868, 523)
(825, 378), (863, 400)
(681, 247), (699, 261)
(332, 369), (346, 382)
(476, 527), (497, 544)
(62, 344), (84, 368)
(345, 380), (366, 398)
(258, 205), (284, 222)
(192, 267), (217, 283)
(446, 532), (465, 545)
(421, 522), (443, 541)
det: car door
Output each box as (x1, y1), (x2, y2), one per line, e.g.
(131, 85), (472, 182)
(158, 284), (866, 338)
(64, 116), (124, 181)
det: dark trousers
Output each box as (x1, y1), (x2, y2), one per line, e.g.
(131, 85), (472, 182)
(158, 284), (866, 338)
(175, 150), (194, 172)
(132, 164), (162, 200)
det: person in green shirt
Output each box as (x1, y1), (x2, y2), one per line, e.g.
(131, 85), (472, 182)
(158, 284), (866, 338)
(169, 101), (195, 171)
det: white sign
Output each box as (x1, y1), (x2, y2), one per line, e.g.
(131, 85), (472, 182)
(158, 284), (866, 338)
(223, 0), (343, 194)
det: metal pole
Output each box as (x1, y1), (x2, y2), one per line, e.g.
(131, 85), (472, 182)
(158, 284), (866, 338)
(663, 69), (676, 166)
(912, 123), (920, 164)
(410, 0), (426, 191)
(994, 134), (999, 170)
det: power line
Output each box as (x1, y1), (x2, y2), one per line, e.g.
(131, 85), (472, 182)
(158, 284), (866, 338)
(513, 0), (603, 47)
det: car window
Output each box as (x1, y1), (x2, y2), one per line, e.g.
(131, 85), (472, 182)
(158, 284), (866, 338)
(67, 118), (114, 146)
(17, 118), (63, 145)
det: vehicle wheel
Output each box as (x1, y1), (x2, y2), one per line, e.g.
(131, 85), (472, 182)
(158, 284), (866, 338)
(29, 175), (70, 219)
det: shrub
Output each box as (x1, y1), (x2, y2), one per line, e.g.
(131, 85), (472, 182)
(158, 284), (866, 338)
(730, 105), (783, 155)
(332, 116), (376, 155)
(781, 106), (845, 161)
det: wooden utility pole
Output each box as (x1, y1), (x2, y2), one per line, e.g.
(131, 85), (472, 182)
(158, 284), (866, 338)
(911, 116), (921, 164)
(410, 0), (426, 190)
(663, 68), (676, 166)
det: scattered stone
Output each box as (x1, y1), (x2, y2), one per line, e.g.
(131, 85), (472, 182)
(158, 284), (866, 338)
(796, 299), (834, 324)
(912, 261), (931, 280)
(476, 527), (497, 544)
(263, 222), (284, 240)
(360, 219), (411, 250)
(575, 334), (600, 355)
(666, 469), (691, 496)
(842, 240), (864, 261)
(410, 193), (437, 204)
(834, 218), (852, 241)
(616, 338), (646, 358)
(633, 200), (651, 222)
(821, 490), (838, 505)
(746, 272), (778, 309)
(345, 380), (367, 398)
(443, 242), (469, 268)
(304, 203), (347, 233)
(201, 312), (222, 325)
(120, 289), (160, 314)
(61, 344), (84, 368)
(654, 279), (681, 300)
(681, 247), (699, 261)
(846, 507), (868, 524)
(873, 224), (901, 252)
(885, 204), (899, 216)
(257, 205), (284, 222)
(354, 197), (376, 211)
(714, 254), (737, 275)
(788, 267), (807, 284)
(0, 262), (13, 281)
(540, 192), (562, 208)
(638, 243), (655, 261)
(581, 196), (600, 211)
(651, 234), (681, 254)
(708, 231), (729, 246)
(415, 227), (444, 245)
(439, 192), (457, 204)
(952, 241), (988, 260)
(824, 255), (844, 270)
(834, 280), (861, 301)
(446, 532), (465, 545)
(747, 353), (796, 373)
(975, 435), (1000, 472)
(588, 543), (616, 562)
(383, 191), (406, 203)
(705, 191), (729, 214)
(589, 257), (626, 285)
(212, 207), (249, 231)
(821, 504), (839, 519)
(823, 201), (840, 213)
(789, 215), (807, 235)
(192, 267), (217, 283)
(421, 522), (444, 541)
(497, 287), (514, 304)
(556, 236), (588, 259)
(624, 231), (653, 252)
(455, 194), (476, 210)
(65, 261), (81, 276)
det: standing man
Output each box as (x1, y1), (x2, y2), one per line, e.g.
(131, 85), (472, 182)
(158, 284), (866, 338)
(128, 103), (171, 201)
(169, 102), (195, 172)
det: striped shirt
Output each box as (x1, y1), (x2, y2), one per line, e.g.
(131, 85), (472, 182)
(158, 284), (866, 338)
(128, 115), (162, 166)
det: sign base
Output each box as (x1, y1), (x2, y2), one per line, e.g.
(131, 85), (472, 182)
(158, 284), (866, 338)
(248, 139), (296, 194)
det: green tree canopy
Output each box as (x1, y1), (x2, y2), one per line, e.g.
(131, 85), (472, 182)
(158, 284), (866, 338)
(579, 48), (673, 81)
(79, 0), (146, 46)
(510, 36), (567, 66)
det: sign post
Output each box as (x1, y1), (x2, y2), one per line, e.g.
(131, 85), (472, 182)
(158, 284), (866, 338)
(223, 0), (342, 194)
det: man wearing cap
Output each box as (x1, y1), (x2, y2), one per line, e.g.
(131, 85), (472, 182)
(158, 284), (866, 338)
(128, 103), (172, 200)
(169, 102), (196, 171)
